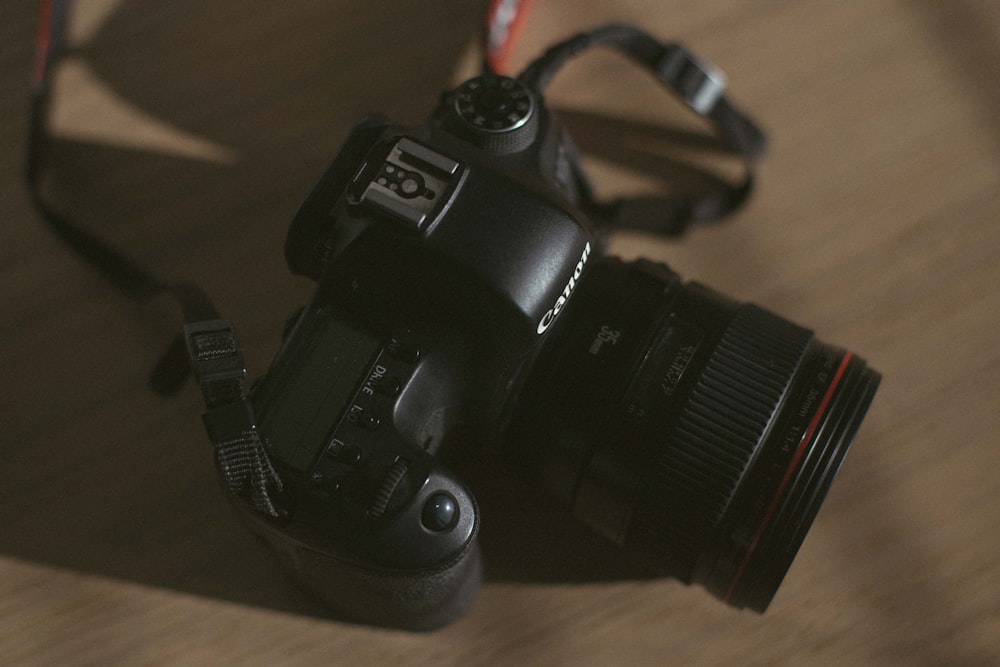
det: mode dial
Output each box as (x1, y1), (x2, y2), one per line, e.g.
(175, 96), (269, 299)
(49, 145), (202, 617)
(451, 75), (538, 153)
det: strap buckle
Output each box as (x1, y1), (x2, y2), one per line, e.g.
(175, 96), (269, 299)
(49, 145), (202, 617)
(657, 45), (727, 115)
(184, 319), (246, 385)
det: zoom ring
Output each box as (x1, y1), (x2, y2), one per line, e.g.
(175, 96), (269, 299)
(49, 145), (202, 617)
(630, 304), (813, 578)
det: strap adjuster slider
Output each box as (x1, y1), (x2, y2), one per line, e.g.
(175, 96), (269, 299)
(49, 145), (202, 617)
(658, 45), (727, 115)
(184, 319), (246, 385)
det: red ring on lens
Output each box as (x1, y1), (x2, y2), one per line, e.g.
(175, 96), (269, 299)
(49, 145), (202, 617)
(723, 350), (854, 602)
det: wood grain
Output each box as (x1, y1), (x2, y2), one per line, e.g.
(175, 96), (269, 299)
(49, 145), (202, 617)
(2, 1), (998, 664)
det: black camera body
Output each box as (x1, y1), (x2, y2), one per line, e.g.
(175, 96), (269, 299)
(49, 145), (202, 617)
(186, 42), (879, 631)
(243, 76), (597, 629)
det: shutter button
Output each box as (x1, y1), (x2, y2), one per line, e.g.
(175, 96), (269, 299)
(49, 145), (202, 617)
(421, 493), (458, 532)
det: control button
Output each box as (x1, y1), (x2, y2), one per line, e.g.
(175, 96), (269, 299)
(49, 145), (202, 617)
(310, 472), (340, 494)
(387, 338), (420, 363)
(375, 376), (402, 397)
(346, 404), (364, 424)
(326, 438), (346, 457)
(326, 438), (362, 464)
(421, 493), (459, 532)
(339, 443), (363, 465)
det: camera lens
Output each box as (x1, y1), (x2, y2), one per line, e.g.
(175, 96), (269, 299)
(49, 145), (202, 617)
(506, 257), (880, 611)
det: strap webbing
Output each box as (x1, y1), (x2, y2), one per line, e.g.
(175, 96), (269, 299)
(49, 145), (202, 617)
(517, 24), (767, 237)
(26, 0), (217, 395)
(184, 320), (284, 517)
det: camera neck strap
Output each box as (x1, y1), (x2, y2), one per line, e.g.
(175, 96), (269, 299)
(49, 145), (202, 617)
(29, 1), (282, 516)
(516, 24), (767, 237)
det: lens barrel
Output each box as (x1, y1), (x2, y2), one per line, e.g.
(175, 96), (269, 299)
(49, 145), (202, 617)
(507, 257), (880, 611)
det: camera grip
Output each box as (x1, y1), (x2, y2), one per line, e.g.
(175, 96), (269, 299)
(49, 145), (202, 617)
(237, 463), (482, 631)
(250, 516), (482, 631)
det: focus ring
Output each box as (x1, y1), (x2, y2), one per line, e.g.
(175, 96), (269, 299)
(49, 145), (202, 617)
(629, 304), (812, 578)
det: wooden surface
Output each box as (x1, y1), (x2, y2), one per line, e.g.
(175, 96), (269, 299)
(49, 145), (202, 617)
(2, 1), (999, 664)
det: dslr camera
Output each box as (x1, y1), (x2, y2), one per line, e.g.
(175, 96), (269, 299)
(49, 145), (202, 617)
(185, 27), (880, 630)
